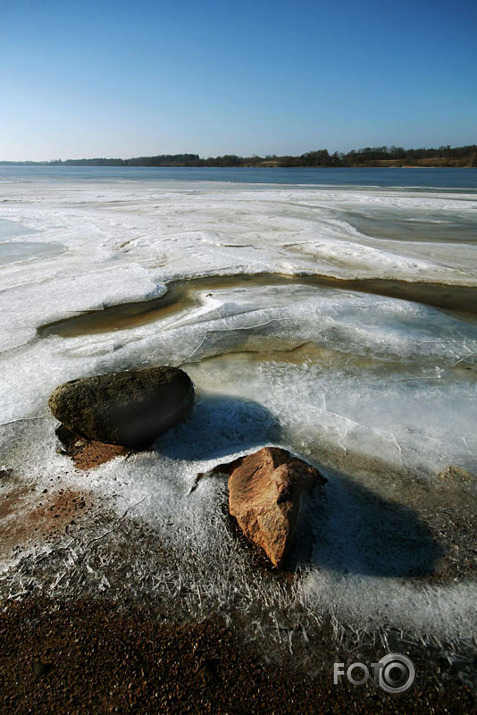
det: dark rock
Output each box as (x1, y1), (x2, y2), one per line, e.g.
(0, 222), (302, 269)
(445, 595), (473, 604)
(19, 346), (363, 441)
(228, 447), (326, 568)
(48, 366), (194, 448)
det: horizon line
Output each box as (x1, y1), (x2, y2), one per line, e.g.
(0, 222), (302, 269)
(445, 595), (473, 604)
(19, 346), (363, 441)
(1, 143), (476, 165)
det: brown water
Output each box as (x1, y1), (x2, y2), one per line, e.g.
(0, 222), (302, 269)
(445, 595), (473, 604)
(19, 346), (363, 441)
(38, 272), (477, 338)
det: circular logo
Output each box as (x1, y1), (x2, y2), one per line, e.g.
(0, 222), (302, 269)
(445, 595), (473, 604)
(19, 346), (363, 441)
(376, 653), (415, 693)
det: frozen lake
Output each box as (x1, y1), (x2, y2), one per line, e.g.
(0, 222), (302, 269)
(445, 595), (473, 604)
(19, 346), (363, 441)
(0, 166), (476, 647)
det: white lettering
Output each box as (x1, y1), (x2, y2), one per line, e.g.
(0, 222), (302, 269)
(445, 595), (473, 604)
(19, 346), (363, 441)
(333, 663), (345, 684)
(347, 663), (369, 686)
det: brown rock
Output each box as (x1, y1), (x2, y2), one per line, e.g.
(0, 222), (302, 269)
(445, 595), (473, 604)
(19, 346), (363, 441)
(228, 447), (326, 568)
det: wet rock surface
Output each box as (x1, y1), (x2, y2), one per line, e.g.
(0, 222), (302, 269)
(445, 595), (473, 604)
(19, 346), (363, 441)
(48, 366), (194, 448)
(228, 447), (326, 568)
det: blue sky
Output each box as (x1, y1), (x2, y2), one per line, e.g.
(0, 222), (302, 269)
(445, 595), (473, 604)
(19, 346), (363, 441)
(1, 0), (476, 160)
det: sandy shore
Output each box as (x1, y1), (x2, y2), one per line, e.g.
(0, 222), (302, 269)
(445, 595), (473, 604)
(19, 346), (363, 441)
(1, 442), (476, 713)
(1, 493), (475, 714)
(1, 594), (475, 714)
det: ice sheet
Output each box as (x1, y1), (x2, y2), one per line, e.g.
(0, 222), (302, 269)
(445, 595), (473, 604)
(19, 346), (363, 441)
(0, 175), (476, 643)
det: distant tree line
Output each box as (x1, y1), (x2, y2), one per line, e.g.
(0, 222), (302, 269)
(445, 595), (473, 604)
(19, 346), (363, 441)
(2, 145), (476, 167)
(47, 154), (202, 167)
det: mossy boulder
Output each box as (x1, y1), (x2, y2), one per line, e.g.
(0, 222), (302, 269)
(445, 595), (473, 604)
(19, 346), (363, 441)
(48, 366), (194, 448)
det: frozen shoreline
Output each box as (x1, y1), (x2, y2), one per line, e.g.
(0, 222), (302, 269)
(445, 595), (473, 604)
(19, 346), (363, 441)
(1, 171), (475, 664)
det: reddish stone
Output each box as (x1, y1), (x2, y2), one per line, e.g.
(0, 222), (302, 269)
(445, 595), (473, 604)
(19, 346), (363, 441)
(228, 447), (326, 568)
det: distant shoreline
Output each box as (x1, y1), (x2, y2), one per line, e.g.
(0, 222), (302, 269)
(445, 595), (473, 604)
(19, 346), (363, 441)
(1, 162), (475, 170)
(1, 144), (475, 169)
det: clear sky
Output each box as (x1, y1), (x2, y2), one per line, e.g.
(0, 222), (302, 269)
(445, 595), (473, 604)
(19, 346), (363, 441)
(1, 0), (476, 161)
